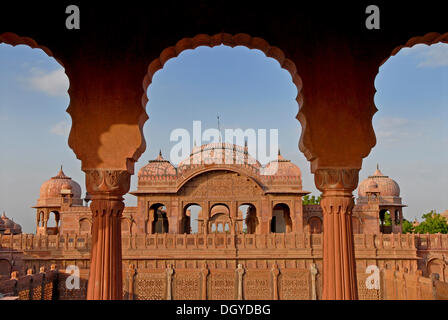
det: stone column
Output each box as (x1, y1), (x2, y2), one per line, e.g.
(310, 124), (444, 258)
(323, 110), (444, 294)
(310, 263), (318, 300)
(271, 263), (279, 300)
(315, 168), (359, 300)
(236, 264), (245, 300)
(85, 169), (130, 300)
(166, 264), (174, 300)
(200, 263), (209, 300)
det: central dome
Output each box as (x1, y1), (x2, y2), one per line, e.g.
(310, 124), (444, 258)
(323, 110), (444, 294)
(178, 143), (261, 170)
(139, 151), (177, 177)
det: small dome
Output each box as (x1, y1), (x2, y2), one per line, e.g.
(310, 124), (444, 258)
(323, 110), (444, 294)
(1, 212), (22, 234)
(139, 151), (177, 177)
(358, 166), (400, 197)
(263, 152), (301, 177)
(39, 167), (82, 200)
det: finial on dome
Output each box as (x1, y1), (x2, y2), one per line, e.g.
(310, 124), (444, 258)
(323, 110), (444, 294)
(159, 150), (162, 157)
(56, 165), (66, 178)
(2, 211), (5, 218)
(278, 149), (281, 156)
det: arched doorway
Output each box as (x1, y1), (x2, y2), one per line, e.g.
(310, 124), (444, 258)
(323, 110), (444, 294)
(271, 203), (292, 233)
(149, 203), (168, 234)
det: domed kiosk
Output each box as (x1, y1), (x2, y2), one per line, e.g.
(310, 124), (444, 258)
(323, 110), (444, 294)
(33, 167), (83, 235)
(0, 212), (22, 235)
(356, 165), (407, 234)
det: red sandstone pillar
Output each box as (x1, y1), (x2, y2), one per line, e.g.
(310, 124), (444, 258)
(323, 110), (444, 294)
(85, 169), (130, 300)
(315, 168), (359, 300)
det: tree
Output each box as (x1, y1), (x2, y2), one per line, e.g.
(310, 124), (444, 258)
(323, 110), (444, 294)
(302, 195), (321, 205)
(414, 210), (448, 234)
(402, 219), (415, 234)
(383, 211), (392, 227)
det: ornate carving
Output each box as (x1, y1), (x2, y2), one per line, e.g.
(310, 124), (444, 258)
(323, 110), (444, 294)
(209, 271), (235, 300)
(279, 269), (310, 300)
(244, 270), (271, 300)
(173, 271), (201, 300)
(85, 169), (131, 197)
(135, 272), (166, 300)
(180, 171), (262, 198)
(314, 168), (359, 194)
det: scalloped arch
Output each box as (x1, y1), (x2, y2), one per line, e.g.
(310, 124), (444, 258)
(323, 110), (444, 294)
(0, 32), (64, 67)
(380, 32), (448, 68)
(142, 32), (304, 110)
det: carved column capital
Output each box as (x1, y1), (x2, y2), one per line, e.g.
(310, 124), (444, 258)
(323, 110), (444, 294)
(314, 168), (359, 195)
(85, 169), (131, 199)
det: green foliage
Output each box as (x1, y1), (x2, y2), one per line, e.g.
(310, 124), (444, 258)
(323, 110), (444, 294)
(414, 210), (448, 234)
(302, 195), (321, 205)
(383, 211), (392, 227)
(402, 219), (415, 234)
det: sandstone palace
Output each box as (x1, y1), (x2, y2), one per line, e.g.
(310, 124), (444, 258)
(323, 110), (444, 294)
(1, 143), (448, 300)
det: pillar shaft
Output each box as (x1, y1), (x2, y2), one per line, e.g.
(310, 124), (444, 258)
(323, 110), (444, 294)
(315, 168), (359, 300)
(85, 170), (130, 300)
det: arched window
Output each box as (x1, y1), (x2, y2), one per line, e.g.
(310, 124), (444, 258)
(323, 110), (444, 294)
(149, 204), (168, 234)
(239, 204), (258, 234)
(47, 211), (60, 235)
(209, 204), (231, 233)
(182, 204), (202, 234)
(379, 209), (392, 234)
(308, 217), (323, 234)
(271, 203), (292, 233)
(79, 218), (91, 234)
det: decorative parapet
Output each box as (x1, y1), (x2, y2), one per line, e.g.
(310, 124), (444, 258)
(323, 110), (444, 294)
(0, 267), (58, 300)
(3, 232), (445, 256)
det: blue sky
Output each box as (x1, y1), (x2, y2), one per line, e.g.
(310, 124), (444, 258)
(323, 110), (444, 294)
(0, 43), (447, 233)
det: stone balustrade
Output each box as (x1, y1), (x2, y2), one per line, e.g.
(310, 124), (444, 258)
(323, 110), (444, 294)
(0, 266), (58, 300)
(2, 232), (446, 252)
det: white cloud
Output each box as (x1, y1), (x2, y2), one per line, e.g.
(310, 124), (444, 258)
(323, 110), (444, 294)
(50, 121), (71, 137)
(26, 67), (69, 97)
(413, 43), (448, 68)
(374, 117), (413, 144)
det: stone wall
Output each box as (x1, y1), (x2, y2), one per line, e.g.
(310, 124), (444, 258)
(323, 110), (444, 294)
(1, 232), (448, 300)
